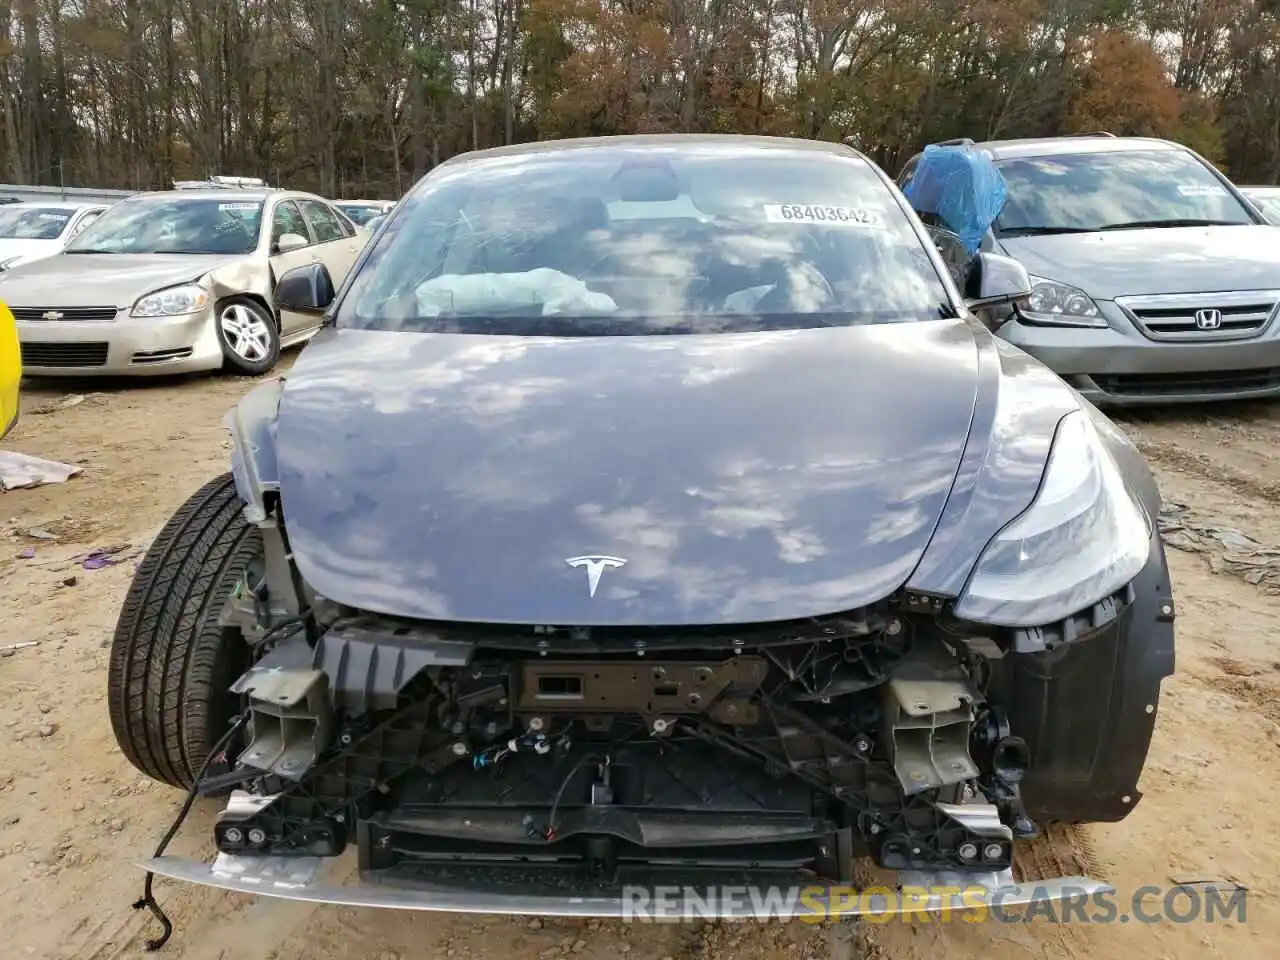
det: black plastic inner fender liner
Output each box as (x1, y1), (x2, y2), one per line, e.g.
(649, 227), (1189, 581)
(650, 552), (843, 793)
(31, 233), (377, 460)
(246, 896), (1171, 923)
(986, 527), (1175, 823)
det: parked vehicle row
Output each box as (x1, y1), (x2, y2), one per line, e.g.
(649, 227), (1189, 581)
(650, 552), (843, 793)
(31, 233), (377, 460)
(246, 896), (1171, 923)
(898, 134), (1280, 406)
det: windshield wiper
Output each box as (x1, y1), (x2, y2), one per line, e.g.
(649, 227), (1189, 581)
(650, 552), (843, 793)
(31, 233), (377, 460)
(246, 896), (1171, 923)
(1098, 218), (1243, 231)
(151, 248), (242, 255)
(64, 248), (115, 254)
(997, 225), (1095, 237)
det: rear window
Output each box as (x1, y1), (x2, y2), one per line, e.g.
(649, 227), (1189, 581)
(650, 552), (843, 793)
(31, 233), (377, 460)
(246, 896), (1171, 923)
(338, 146), (952, 335)
(995, 149), (1255, 235)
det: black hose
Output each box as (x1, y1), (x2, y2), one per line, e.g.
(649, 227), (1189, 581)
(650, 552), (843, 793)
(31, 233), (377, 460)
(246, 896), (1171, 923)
(131, 713), (249, 950)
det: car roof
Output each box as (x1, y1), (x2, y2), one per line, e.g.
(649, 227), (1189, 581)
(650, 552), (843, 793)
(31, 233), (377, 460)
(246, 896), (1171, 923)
(6, 200), (106, 211)
(1241, 185), (1280, 194)
(131, 188), (275, 201)
(961, 135), (1186, 161)
(437, 133), (862, 170)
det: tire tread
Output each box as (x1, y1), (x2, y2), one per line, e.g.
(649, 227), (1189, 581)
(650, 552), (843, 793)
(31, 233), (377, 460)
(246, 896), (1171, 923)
(106, 473), (259, 788)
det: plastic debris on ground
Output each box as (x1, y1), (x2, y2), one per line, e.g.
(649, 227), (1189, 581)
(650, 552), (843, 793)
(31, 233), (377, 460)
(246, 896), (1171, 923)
(1158, 501), (1280, 592)
(0, 451), (82, 490)
(1, 640), (39, 657)
(903, 144), (1008, 255)
(15, 542), (139, 573)
(82, 545), (128, 570)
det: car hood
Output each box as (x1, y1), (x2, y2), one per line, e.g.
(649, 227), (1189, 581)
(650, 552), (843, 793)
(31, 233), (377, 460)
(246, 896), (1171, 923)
(0, 252), (247, 308)
(1000, 225), (1280, 299)
(276, 321), (986, 626)
(0, 238), (61, 264)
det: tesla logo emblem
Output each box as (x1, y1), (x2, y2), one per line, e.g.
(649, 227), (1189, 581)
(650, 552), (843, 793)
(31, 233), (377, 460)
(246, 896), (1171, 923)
(565, 555), (626, 597)
(1194, 308), (1222, 330)
(40, 311), (63, 320)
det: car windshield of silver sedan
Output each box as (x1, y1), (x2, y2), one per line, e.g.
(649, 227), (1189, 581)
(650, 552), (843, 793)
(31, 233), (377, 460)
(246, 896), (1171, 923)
(0, 207), (73, 240)
(64, 196), (264, 255)
(339, 147), (953, 335)
(994, 149), (1256, 236)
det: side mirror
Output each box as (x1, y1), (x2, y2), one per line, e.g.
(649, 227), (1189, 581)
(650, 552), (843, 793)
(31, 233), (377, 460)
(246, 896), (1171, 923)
(275, 232), (308, 254)
(964, 252), (1032, 309)
(274, 262), (335, 315)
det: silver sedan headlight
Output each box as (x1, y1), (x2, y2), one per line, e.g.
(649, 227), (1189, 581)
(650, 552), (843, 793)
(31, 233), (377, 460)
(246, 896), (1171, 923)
(132, 283), (211, 318)
(953, 410), (1151, 627)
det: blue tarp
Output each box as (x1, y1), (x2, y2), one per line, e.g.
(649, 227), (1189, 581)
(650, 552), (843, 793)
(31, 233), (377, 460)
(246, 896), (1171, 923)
(903, 144), (1007, 255)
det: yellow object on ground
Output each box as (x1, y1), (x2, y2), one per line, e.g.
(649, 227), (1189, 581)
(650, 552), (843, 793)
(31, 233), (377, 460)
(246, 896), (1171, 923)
(0, 300), (20, 440)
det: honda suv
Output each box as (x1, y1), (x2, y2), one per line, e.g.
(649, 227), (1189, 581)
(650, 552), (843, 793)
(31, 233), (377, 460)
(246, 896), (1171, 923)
(898, 134), (1280, 406)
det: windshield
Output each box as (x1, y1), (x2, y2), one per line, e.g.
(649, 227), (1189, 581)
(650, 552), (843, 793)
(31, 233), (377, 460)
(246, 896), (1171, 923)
(0, 207), (73, 240)
(994, 149), (1256, 235)
(66, 196), (264, 254)
(337, 204), (382, 225)
(339, 146), (951, 335)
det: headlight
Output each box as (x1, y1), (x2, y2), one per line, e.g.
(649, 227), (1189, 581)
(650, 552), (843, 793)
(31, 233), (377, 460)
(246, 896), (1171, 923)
(131, 283), (210, 317)
(0, 256), (22, 271)
(1019, 275), (1106, 327)
(952, 410), (1150, 627)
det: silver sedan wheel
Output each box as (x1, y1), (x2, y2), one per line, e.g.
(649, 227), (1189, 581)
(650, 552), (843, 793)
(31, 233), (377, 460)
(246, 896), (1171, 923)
(219, 303), (273, 362)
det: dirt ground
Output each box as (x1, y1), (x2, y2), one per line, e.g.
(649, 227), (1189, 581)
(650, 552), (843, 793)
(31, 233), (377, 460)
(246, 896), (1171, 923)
(0, 355), (1275, 959)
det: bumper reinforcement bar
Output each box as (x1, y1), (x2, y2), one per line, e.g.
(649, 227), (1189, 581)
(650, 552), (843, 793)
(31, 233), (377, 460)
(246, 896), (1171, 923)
(141, 854), (1112, 918)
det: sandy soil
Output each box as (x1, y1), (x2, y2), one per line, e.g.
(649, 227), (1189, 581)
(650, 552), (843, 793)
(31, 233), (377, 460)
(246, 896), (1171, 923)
(0, 358), (1275, 959)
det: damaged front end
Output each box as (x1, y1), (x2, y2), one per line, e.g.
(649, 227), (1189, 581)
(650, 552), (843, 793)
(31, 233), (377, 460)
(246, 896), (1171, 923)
(147, 516), (1124, 917)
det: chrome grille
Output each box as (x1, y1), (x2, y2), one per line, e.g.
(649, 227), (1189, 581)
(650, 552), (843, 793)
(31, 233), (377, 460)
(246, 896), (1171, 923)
(10, 306), (118, 323)
(1115, 291), (1280, 342)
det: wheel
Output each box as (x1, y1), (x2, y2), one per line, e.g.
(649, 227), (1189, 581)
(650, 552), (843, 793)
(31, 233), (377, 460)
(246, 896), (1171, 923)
(107, 473), (260, 789)
(215, 296), (280, 375)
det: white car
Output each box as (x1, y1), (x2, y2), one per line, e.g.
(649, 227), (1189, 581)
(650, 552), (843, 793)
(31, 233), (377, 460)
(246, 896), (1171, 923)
(0, 202), (110, 272)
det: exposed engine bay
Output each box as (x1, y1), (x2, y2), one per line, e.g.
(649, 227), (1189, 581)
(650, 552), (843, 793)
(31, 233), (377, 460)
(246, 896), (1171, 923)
(205, 539), (1051, 893)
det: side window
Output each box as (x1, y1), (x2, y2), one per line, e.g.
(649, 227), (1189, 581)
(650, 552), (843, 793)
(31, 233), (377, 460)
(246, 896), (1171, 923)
(897, 155), (920, 189)
(298, 199), (346, 243)
(332, 208), (357, 237)
(69, 210), (101, 238)
(272, 200), (311, 245)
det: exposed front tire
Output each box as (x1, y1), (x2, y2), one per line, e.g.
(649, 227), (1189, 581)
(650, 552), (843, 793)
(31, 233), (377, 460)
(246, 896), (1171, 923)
(216, 296), (280, 376)
(107, 473), (259, 789)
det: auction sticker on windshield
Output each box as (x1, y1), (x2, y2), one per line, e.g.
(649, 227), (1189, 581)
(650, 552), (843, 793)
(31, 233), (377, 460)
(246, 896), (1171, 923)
(1176, 184), (1227, 196)
(219, 202), (258, 210)
(763, 204), (883, 226)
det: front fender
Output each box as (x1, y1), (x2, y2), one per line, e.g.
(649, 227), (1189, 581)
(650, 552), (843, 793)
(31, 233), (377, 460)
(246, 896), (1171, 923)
(907, 335), (1079, 597)
(223, 377), (284, 523)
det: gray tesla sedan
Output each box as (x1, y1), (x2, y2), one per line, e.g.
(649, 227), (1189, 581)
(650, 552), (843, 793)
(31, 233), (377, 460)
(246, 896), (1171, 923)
(0, 188), (366, 376)
(109, 135), (1167, 933)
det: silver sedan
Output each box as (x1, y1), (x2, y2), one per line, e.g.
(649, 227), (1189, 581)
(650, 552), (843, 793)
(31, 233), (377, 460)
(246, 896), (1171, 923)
(0, 188), (366, 376)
